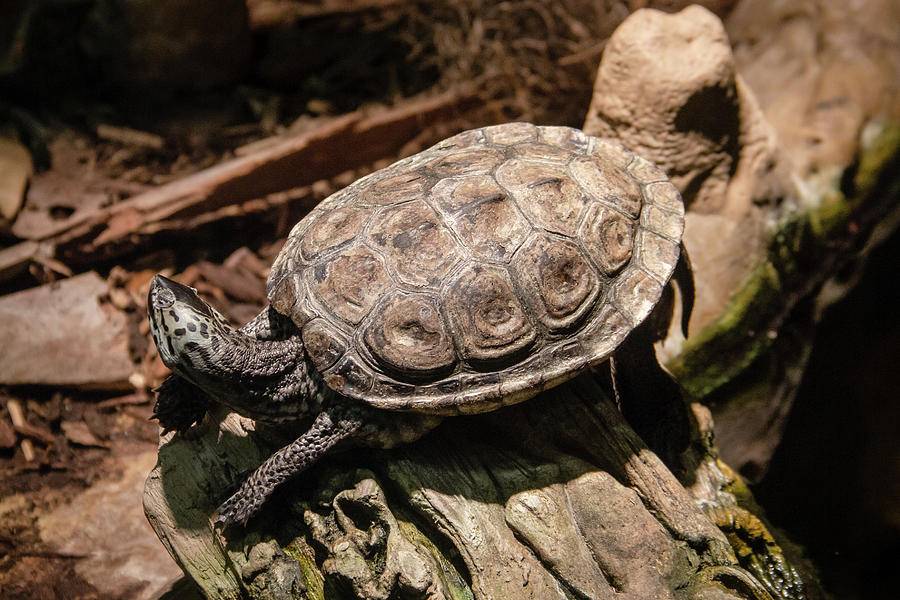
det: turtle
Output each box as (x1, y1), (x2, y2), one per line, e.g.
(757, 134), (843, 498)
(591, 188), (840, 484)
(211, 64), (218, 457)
(147, 122), (693, 526)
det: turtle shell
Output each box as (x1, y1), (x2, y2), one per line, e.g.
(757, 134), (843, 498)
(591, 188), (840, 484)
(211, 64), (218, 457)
(267, 123), (684, 415)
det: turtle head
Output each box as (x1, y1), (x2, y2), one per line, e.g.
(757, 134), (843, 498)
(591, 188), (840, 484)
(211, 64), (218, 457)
(148, 275), (234, 382)
(148, 275), (321, 422)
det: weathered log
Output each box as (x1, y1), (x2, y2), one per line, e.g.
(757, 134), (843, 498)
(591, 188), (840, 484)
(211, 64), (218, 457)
(145, 373), (799, 600)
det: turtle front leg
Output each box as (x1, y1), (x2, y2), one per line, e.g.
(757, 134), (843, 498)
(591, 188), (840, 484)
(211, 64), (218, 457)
(215, 403), (365, 526)
(153, 375), (211, 435)
(215, 401), (442, 526)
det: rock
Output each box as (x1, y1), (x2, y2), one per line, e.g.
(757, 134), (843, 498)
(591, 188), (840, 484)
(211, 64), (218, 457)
(0, 272), (136, 388)
(726, 0), (900, 175)
(583, 4), (900, 486)
(584, 5), (799, 333)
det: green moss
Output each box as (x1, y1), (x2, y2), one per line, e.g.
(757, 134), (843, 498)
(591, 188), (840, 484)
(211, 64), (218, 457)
(396, 519), (475, 600)
(283, 539), (326, 600)
(854, 122), (900, 197)
(670, 260), (782, 398)
(672, 122), (900, 399)
(809, 189), (851, 238)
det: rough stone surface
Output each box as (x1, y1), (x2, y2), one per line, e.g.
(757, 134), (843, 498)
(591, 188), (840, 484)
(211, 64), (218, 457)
(727, 0), (900, 176)
(305, 476), (463, 600)
(585, 3), (900, 490)
(584, 5), (800, 335)
(0, 271), (135, 388)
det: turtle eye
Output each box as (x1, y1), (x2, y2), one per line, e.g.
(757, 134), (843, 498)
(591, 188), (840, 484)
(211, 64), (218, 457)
(152, 287), (176, 309)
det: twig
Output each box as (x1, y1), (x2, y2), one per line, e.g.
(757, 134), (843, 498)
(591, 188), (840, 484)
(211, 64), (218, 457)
(96, 124), (165, 150)
(6, 398), (34, 461)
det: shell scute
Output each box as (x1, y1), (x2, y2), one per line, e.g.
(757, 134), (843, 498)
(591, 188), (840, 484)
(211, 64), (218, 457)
(515, 142), (573, 163)
(581, 203), (637, 276)
(642, 203), (683, 241)
(483, 122), (538, 145)
(538, 126), (590, 152)
(569, 156), (643, 218)
(613, 268), (664, 327)
(432, 176), (530, 263)
(300, 207), (367, 260)
(645, 181), (683, 213)
(435, 128), (486, 151)
(639, 230), (682, 283)
(512, 234), (600, 332)
(324, 354), (374, 396)
(370, 377), (417, 404)
(366, 200), (462, 288)
(301, 318), (347, 372)
(578, 303), (632, 357)
(427, 148), (503, 177)
(359, 173), (428, 206)
(446, 264), (537, 367)
(363, 292), (456, 379)
(496, 160), (589, 235)
(589, 138), (633, 168)
(627, 155), (668, 183)
(312, 247), (392, 325)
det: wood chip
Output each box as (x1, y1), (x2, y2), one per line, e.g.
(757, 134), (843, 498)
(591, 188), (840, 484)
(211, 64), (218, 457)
(126, 269), (158, 295)
(96, 393), (150, 410)
(0, 416), (16, 448)
(195, 260), (266, 303)
(60, 421), (109, 448)
(223, 246), (268, 277)
(6, 398), (35, 460)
